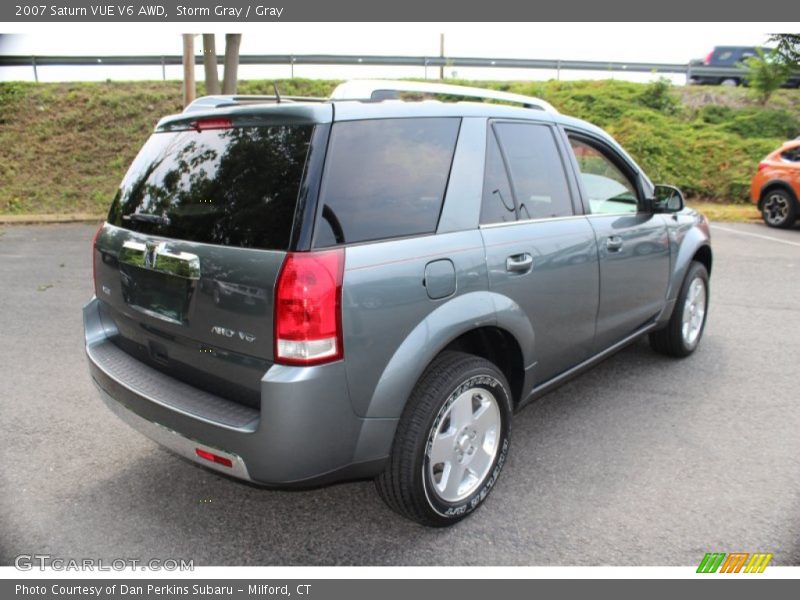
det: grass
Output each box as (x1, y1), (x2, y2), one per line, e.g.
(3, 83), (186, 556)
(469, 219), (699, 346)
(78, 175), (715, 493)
(687, 201), (761, 223)
(1, 77), (798, 216)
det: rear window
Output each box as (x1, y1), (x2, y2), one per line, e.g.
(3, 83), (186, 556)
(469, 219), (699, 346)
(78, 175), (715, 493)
(107, 125), (314, 250)
(313, 118), (460, 247)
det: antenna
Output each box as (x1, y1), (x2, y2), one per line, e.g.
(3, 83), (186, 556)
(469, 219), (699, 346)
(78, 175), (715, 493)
(273, 82), (281, 104)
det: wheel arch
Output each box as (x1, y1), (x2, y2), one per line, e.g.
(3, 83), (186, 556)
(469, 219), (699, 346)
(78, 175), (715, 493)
(441, 326), (526, 409)
(758, 180), (798, 210)
(692, 244), (713, 276)
(363, 291), (534, 419)
(665, 224), (712, 307)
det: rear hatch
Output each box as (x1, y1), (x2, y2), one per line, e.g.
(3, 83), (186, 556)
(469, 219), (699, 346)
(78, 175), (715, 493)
(94, 108), (327, 408)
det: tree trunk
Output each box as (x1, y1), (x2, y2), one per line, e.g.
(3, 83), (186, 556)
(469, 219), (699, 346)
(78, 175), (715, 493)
(221, 34), (242, 95)
(202, 34), (220, 95)
(181, 34), (196, 108)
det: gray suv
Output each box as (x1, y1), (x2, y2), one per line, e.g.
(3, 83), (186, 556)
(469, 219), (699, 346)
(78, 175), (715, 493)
(84, 80), (712, 526)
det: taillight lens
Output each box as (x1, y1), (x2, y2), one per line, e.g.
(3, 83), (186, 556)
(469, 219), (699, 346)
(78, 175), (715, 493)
(92, 222), (104, 296)
(274, 249), (344, 366)
(758, 161), (769, 172)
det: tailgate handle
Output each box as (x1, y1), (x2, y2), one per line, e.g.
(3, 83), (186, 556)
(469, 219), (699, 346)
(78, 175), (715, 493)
(119, 240), (201, 280)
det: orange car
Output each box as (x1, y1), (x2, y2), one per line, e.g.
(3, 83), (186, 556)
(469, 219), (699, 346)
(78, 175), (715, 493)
(751, 139), (800, 228)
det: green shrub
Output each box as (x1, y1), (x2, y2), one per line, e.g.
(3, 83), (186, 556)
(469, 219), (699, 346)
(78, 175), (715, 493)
(697, 105), (733, 125)
(638, 78), (680, 114)
(721, 108), (800, 140)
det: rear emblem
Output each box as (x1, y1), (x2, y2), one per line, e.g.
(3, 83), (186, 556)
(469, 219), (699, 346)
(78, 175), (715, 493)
(211, 326), (256, 343)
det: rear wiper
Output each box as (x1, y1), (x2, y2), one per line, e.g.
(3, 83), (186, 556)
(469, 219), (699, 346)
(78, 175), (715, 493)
(123, 213), (171, 226)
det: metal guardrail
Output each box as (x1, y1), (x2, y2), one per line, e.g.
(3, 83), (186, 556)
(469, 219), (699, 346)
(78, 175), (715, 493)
(0, 53), (774, 83)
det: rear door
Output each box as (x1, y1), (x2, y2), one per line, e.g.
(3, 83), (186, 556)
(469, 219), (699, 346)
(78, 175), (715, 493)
(309, 116), (472, 417)
(564, 132), (670, 351)
(479, 120), (600, 384)
(94, 117), (324, 407)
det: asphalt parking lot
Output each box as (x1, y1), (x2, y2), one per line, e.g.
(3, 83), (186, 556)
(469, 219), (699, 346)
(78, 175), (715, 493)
(1, 221), (799, 566)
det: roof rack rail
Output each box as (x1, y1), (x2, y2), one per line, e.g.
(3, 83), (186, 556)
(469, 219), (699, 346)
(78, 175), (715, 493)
(183, 94), (328, 113)
(330, 80), (558, 114)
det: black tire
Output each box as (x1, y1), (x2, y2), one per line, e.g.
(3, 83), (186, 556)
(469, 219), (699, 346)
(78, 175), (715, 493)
(375, 351), (512, 527)
(760, 188), (797, 229)
(649, 261), (709, 358)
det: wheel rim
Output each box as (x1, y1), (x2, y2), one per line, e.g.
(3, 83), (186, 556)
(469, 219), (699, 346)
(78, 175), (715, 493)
(426, 386), (501, 503)
(763, 193), (790, 225)
(681, 277), (707, 347)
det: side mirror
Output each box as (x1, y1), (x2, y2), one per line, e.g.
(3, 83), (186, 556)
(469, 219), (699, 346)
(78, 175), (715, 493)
(652, 184), (685, 213)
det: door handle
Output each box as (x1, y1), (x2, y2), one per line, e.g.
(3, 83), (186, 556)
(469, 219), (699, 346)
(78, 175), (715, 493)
(606, 236), (624, 252)
(506, 253), (534, 273)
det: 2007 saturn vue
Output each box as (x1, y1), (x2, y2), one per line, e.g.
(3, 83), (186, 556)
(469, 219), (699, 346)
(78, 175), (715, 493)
(85, 80), (712, 526)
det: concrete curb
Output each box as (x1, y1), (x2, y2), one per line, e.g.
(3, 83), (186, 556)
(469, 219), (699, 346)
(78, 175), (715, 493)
(0, 214), (104, 225)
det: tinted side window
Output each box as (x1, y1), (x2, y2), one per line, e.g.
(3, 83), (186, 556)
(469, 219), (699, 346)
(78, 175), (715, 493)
(713, 49), (735, 64)
(569, 138), (639, 215)
(782, 147), (800, 162)
(493, 122), (574, 220)
(314, 118), (460, 247)
(480, 130), (517, 224)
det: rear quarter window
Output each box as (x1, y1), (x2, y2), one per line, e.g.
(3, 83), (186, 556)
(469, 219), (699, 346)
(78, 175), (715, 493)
(313, 118), (461, 247)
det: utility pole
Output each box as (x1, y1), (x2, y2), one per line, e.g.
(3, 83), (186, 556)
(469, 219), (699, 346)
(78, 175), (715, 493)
(182, 34), (196, 108)
(439, 33), (445, 80)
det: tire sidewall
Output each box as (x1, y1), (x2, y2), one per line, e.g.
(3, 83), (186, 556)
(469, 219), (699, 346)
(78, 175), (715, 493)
(420, 369), (512, 523)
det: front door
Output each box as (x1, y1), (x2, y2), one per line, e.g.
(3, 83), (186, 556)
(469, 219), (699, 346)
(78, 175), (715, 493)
(565, 136), (670, 351)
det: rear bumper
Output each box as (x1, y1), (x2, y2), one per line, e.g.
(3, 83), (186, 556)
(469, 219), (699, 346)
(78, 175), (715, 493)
(84, 297), (397, 486)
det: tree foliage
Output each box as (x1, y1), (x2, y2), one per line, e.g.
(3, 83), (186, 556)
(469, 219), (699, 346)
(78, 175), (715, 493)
(743, 48), (791, 105)
(768, 33), (800, 67)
